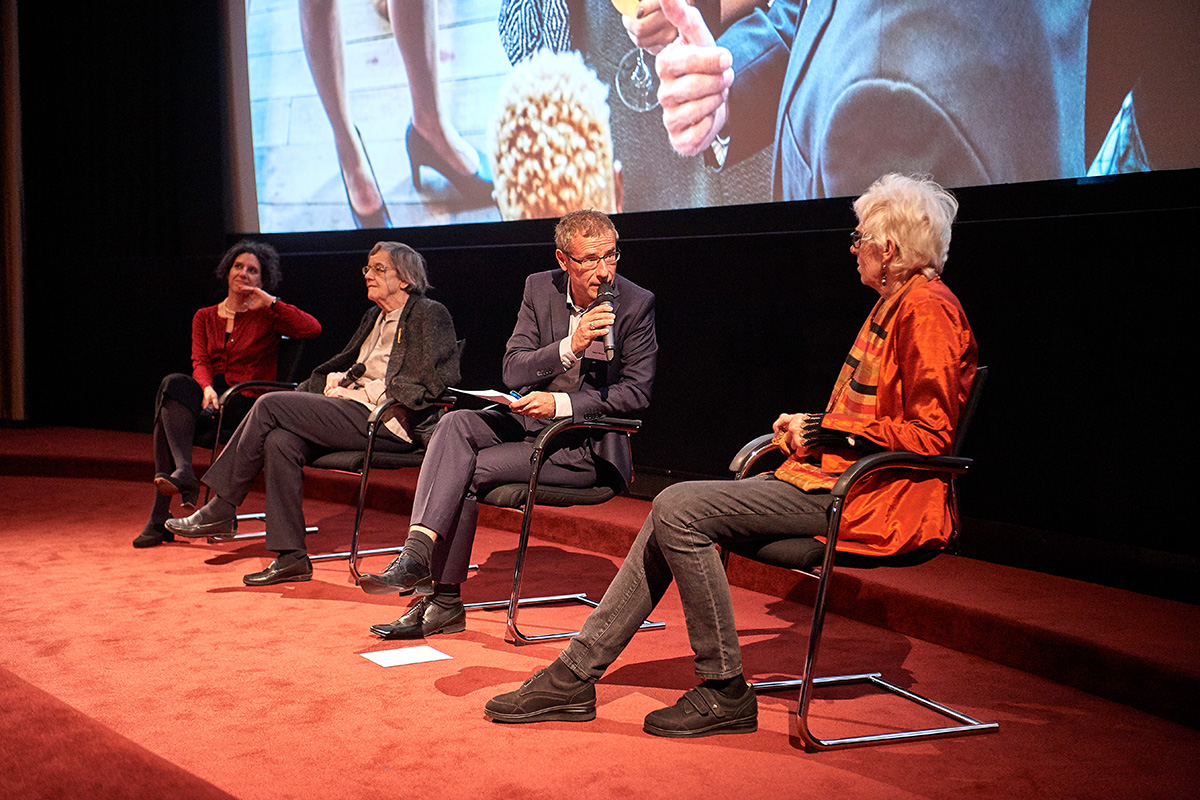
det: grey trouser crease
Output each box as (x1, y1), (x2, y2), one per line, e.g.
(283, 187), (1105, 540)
(411, 408), (596, 584)
(203, 391), (413, 554)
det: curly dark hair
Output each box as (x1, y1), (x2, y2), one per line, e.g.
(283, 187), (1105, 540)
(215, 240), (282, 292)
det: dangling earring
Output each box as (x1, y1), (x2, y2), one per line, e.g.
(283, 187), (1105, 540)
(880, 262), (888, 287)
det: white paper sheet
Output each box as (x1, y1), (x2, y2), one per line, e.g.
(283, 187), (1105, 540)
(360, 645), (452, 667)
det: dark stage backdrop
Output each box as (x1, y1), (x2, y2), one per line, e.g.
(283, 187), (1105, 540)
(15, 2), (1199, 596)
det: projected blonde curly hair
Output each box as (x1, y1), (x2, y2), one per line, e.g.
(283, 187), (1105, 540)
(488, 50), (617, 221)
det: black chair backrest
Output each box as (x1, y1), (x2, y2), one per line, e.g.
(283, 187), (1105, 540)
(951, 366), (988, 457)
(275, 337), (307, 384)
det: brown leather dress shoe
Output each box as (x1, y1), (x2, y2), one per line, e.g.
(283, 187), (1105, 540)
(369, 597), (465, 639)
(243, 556), (312, 586)
(164, 503), (236, 538)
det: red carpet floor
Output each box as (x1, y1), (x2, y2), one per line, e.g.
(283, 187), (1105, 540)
(2, 468), (1199, 799)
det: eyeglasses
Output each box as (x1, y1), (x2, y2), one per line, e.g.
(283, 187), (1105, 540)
(850, 231), (874, 248)
(362, 264), (392, 276)
(564, 249), (621, 270)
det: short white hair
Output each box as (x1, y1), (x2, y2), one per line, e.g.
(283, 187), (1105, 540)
(488, 49), (616, 221)
(853, 174), (959, 279)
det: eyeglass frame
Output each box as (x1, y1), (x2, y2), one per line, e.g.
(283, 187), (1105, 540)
(850, 230), (875, 248)
(362, 263), (393, 276)
(562, 248), (621, 270)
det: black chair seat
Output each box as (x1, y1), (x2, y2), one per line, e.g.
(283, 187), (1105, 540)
(309, 450), (425, 472)
(722, 537), (827, 571)
(462, 415), (664, 645)
(722, 537), (942, 572)
(479, 483), (615, 509)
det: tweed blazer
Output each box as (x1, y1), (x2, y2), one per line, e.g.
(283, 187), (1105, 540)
(297, 296), (461, 445)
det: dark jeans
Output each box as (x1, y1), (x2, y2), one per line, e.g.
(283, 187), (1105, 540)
(560, 475), (832, 682)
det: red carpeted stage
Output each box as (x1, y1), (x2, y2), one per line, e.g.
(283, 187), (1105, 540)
(1, 427), (1198, 799)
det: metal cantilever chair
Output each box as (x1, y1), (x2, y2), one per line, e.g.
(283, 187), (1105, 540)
(209, 394), (454, 564)
(336, 395), (454, 573)
(725, 366), (997, 751)
(205, 343), (459, 565)
(459, 416), (664, 645)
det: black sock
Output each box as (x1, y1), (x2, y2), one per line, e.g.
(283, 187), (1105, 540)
(702, 674), (748, 698)
(149, 492), (172, 525)
(158, 398), (197, 477)
(403, 529), (433, 567)
(431, 583), (461, 608)
(203, 496), (236, 519)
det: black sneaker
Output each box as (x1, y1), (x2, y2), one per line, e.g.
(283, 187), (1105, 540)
(643, 684), (757, 738)
(485, 667), (596, 723)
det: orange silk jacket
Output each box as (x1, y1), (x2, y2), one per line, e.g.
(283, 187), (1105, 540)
(820, 277), (978, 555)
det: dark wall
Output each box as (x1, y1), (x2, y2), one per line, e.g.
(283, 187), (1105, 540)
(16, 2), (1200, 595)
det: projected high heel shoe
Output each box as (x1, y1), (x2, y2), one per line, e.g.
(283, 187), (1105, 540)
(341, 125), (393, 230)
(406, 122), (494, 207)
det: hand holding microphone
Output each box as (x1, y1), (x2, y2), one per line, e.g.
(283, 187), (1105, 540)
(325, 363), (366, 396)
(572, 282), (616, 357)
(594, 281), (616, 357)
(339, 362), (366, 388)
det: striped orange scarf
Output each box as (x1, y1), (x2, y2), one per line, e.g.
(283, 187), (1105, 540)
(774, 275), (925, 490)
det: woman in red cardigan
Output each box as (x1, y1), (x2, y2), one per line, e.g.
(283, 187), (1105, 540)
(133, 241), (321, 548)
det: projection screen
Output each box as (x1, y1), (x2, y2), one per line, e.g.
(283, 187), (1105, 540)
(229, 0), (1200, 233)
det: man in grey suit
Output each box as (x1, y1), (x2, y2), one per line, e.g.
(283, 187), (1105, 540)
(359, 209), (658, 639)
(653, 0), (1088, 200)
(166, 243), (461, 586)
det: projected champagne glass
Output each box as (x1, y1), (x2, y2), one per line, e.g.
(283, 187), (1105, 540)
(612, 0), (659, 112)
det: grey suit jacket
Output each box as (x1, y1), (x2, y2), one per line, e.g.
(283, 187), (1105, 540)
(298, 296), (461, 445)
(720, 0), (1088, 200)
(502, 269), (657, 489)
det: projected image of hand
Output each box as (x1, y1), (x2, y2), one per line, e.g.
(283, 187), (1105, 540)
(620, 0), (681, 54)
(655, 0), (734, 157)
(612, 0), (662, 112)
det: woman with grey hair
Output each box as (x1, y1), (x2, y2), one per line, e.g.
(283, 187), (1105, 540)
(135, 241), (321, 548)
(485, 174), (978, 739)
(165, 242), (461, 588)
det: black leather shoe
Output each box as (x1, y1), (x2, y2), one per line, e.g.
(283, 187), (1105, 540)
(164, 504), (236, 538)
(153, 472), (198, 497)
(132, 521), (175, 549)
(357, 553), (432, 595)
(154, 473), (200, 511)
(485, 667), (597, 723)
(369, 597), (465, 639)
(243, 556), (312, 586)
(642, 685), (757, 738)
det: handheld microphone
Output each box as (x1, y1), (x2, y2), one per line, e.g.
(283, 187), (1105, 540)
(339, 362), (366, 388)
(595, 281), (616, 357)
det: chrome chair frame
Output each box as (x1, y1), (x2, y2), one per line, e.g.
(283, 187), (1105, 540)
(461, 416), (664, 645)
(206, 385), (443, 566)
(727, 367), (997, 751)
